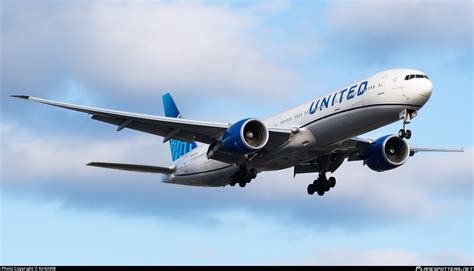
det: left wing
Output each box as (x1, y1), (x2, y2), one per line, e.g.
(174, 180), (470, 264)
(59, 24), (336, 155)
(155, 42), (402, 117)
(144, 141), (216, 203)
(342, 137), (464, 160)
(12, 95), (291, 148)
(409, 146), (464, 155)
(293, 136), (463, 176)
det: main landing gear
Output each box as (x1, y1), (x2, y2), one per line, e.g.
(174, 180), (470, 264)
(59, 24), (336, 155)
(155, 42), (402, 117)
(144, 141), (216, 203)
(228, 167), (257, 188)
(305, 154), (343, 197)
(398, 110), (413, 139)
(307, 173), (336, 196)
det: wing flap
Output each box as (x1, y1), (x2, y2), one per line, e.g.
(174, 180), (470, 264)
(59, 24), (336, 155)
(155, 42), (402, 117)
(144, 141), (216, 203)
(87, 162), (176, 174)
(266, 127), (292, 149)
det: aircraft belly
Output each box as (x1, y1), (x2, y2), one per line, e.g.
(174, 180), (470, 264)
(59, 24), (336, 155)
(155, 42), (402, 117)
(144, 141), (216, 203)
(255, 151), (324, 171)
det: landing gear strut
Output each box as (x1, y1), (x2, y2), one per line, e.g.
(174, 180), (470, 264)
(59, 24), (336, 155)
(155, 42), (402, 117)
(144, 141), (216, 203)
(307, 173), (336, 196)
(228, 167), (257, 188)
(398, 110), (413, 139)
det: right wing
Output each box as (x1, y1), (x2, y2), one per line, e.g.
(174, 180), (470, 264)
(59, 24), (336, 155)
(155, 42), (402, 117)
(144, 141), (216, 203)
(87, 162), (176, 174)
(12, 95), (291, 148)
(12, 95), (230, 144)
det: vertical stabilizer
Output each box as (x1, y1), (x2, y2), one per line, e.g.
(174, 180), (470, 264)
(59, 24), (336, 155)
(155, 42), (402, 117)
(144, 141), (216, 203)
(162, 93), (197, 161)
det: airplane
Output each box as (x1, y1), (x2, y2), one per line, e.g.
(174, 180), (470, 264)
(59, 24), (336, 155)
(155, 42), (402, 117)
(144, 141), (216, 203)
(12, 68), (463, 196)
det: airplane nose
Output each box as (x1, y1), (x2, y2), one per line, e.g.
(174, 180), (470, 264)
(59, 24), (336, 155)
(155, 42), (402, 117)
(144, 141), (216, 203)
(414, 79), (433, 105)
(420, 79), (433, 96)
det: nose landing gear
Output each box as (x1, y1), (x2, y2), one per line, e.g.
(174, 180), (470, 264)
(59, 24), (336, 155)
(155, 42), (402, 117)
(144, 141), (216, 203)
(398, 128), (411, 139)
(398, 109), (414, 139)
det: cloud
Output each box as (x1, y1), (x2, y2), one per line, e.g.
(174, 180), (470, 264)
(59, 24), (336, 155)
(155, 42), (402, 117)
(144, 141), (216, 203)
(1, 1), (299, 105)
(324, 0), (473, 62)
(1, 119), (472, 229)
(0, 120), (169, 180)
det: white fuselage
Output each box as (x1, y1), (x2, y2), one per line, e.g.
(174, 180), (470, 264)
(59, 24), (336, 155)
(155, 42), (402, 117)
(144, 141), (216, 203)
(164, 68), (433, 187)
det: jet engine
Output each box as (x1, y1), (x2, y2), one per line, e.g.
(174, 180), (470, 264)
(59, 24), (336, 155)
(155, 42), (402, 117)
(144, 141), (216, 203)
(365, 135), (410, 172)
(221, 118), (269, 154)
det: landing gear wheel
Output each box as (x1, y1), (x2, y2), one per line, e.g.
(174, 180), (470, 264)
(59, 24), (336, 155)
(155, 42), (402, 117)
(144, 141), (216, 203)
(324, 182), (330, 192)
(239, 180), (246, 187)
(228, 176), (236, 186)
(398, 129), (406, 138)
(307, 184), (315, 195)
(249, 169), (257, 179)
(245, 176), (252, 183)
(317, 189), (325, 196)
(318, 175), (329, 192)
(329, 177), (336, 188)
(405, 130), (412, 139)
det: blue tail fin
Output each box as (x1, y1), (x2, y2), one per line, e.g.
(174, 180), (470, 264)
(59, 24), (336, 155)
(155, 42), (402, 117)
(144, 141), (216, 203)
(162, 93), (197, 161)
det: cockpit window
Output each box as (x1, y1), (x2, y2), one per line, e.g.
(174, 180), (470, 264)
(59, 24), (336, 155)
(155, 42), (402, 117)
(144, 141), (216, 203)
(405, 74), (429, 80)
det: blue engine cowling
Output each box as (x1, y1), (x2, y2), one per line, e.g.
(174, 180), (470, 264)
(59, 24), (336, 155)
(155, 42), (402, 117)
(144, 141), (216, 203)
(365, 135), (410, 172)
(221, 118), (269, 154)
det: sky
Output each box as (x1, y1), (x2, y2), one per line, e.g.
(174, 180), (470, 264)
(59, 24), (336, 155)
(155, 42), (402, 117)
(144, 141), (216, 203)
(1, 0), (473, 265)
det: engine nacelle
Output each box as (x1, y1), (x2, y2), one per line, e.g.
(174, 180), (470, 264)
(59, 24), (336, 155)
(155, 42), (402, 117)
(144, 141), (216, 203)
(221, 118), (269, 154)
(366, 135), (410, 172)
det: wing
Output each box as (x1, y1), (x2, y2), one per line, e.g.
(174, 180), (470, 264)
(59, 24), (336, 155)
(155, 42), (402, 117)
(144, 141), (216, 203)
(12, 95), (228, 144)
(293, 136), (463, 176)
(344, 137), (464, 159)
(12, 95), (291, 148)
(87, 162), (175, 174)
(409, 146), (464, 155)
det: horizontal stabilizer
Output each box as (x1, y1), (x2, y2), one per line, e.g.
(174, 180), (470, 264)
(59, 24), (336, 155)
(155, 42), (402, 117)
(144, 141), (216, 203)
(87, 162), (175, 174)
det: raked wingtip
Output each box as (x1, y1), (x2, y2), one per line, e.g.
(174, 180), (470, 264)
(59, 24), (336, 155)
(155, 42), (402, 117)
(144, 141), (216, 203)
(10, 95), (30, 100)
